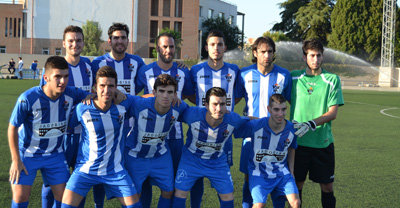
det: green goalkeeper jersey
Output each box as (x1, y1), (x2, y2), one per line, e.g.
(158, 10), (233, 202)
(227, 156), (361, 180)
(290, 69), (344, 148)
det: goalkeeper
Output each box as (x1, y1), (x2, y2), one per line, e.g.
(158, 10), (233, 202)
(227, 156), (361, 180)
(290, 39), (344, 208)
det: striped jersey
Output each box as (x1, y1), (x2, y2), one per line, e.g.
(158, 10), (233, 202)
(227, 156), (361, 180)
(69, 99), (134, 176)
(136, 62), (194, 140)
(236, 118), (297, 178)
(181, 107), (248, 160)
(238, 64), (292, 118)
(126, 96), (188, 158)
(190, 62), (240, 111)
(92, 53), (145, 95)
(9, 86), (88, 157)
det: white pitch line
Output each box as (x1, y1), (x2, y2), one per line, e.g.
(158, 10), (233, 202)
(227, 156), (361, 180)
(347, 101), (400, 119)
(380, 108), (400, 119)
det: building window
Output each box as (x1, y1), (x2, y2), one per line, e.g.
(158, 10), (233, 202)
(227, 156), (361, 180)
(229, 15), (234, 24)
(18, 18), (21, 37)
(5, 18), (8, 37)
(151, 0), (159, 16)
(0, 46), (6, 53)
(55, 48), (62, 55)
(23, 13), (27, 37)
(9, 18), (12, 37)
(174, 21), (182, 34)
(42, 48), (49, 55)
(14, 18), (17, 37)
(218, 12), (224, 19)
(162, 21), (170, 29)
(150, 20), (158, 43)
(175, 0), (182, 17)
(199, 6), (203, 17)
(208, 9), (214, 18)
(163, 0), (171, 17)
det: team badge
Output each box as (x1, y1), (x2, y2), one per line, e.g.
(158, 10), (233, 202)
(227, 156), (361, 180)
(170, 116), (176, 126)
(85, 68), (91, 77)
(284, 138), (290, 147)
(63, 101), (70, 111)
(307, 87), (313, 95)
(223, 129), (230, 138)
(225, 73), (232, 82)
(175, 74), (181, 82)
(175, 169), (187, 184)
(128, 64), (135, 71)
(118, 114), (124, 124)
(273, 83), (281, 93)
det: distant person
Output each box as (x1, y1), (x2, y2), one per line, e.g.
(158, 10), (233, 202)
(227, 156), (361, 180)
(8, 58), (16, 74)
(291, 39), (344, 208)
(18, 57), (23, 79)
(30, 60), (38, 79)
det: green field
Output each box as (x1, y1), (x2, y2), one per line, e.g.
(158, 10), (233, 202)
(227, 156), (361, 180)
(0, 79), (399, 207)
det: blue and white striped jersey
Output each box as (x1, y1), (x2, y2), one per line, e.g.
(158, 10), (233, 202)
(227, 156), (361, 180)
(181, 107), (248, 160)
(9, 86), (88, 157)
(70, 98), (134, 176)
(236, 118), (297, 178)
(190, 62), (240, 111)
(91, 53), (145, 95)
(39, 57), (94, 92)
(136, 62), (194, 140)
(238, 64), (292, 118)
(126, 97), (188, 158)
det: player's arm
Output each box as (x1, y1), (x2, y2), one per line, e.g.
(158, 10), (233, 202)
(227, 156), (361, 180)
(183, 94), (196, 104)
(287, 147), (295, 176)
(8, 123), (28, 184)
(294, 105), (339, 137)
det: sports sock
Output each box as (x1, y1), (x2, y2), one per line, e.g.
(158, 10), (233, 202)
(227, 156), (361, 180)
(220, 200), (234, 208)
(61, 203), (77, 208)
(321, 191), (336, 208)
(11, 200), (28, 208)
(271, 194), (286, 208)
(172, 196), (186, 208)
(141, 178), (153, 208)
(190, 178), (204, 208)
(93, 184), (105, 208)
(157, 195), (172, 208)
(42, 184), (55, 208)
(242, 180), (252, 208)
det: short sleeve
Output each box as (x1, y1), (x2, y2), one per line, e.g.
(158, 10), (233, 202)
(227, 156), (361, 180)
(9, 95), (30, 127)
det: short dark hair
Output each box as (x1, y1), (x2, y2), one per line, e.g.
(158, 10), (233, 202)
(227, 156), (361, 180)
(108, 23), (129, 39)
(153, 74), (178, 92)
(95, 66), (118, 85)
(206, 30), (225, 44)
(302, 39), (324, 55)
(252, 36), (276, 63)
(63, 25), (84, 40)
(205, 87), (226, 104)
(268, 94), (287, 106)
(156, 32), (175, 47)
(44, 56), (69, 73)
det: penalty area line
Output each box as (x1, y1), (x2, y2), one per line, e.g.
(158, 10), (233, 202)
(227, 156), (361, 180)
(347, 101), (400, 119)
(380, 108), (400, 119)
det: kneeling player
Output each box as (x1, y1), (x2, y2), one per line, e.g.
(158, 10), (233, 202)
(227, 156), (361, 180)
(61, 66), (141, 208)
(236, 94), (300, 208)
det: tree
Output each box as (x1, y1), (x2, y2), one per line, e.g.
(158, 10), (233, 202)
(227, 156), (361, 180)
(200, 17), (242, 59)
(262, 31), (289, 42)
(81, 20), (103, 56)
(295, 0), (333, 44)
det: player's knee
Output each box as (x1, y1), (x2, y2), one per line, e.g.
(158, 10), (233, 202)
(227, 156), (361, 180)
(219, 193), (233, 201)
(290, 198), (301, 208)
(174, 189), (188, 199)
(12, 185), (31, 203)
(252, 203), (264, 208)
(161, 190), (174, 199)
(320, 182), (334, 192)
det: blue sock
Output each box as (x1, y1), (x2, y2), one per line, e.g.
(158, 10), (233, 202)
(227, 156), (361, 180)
(93, 184), (105, 208)
(242, 180), (252, 208)
(42, 184), (55, 208)
(11, 200), (29, 208)
(271, 194), (286, 208)
(157, 195), (171, 208)
(61, 203), (77, 208)
(140, 179), (152, 208)
(220, 200), (234, 208)
(122, 201), (142, 208)
(172, 196), (186, 208)
(53, 200), (62, 208)
(190, 178), (204, 208)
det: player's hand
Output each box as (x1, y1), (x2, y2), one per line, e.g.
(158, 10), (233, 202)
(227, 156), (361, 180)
(172, 94), (182, 106)
(114, 90), (127, 104)
(82, 94), (96, 105)
(175, 61), (188, 69)
(293, 120), (316, 137)
(9, 159), (28, 184)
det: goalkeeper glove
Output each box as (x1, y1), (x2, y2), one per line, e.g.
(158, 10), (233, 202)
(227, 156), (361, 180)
(292, 120), (316, 137)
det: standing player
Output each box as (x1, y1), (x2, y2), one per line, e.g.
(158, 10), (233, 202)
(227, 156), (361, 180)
(40, 25), (94, 208)
(235, 94), (300, 208)
(30, 60), (38, 79)
(237, 36), (292, 208)
(17, 57), (24, 79)
(291, 39), (344, 208)
(172, 87), (248, 208)
(8, 56), (88, 208)
(188, 30), (241, 207)
(136, 33), (194, 207)
(61, 66), (141, 208)
(125, 74), (188, 208)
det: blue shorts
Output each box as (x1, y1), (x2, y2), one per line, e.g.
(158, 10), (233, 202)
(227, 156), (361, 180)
(66, 170), (137, 200)
(240, 138), (252, 174)
(125, 151), (174, 193)
(63, 133), (81, 169)
(166, 138), (183, 173)
(249, 174), (298, 204)
(175, 149), (233, 194)
(16, 153), (69, 186)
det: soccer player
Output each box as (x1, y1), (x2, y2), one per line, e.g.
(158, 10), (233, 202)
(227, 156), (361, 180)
(237, 36), (292, 208)
(188, 30), (241, 207)
(8, 56), (88, 208)
(172, 87), (248, 208)
(136, 33), (194, 207)
(235, 94), (300, 208)
(17, 57), (23, 79)
(40, 25), (94, 208)
(125, 74), (188, 208)
(61, 66), (141, 208)
(30, 60), (38, 79)
(290, 39), (344, 208)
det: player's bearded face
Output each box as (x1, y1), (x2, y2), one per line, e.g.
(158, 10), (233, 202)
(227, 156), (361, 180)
(255, 43), (274, 68)
(206, 95), (227, 120)
(268, 102), (287, 125)
(206, 37), (226, 61)
(304, 49), (323, 71)
(109, 30), (128, 55)
(158, 37), (175, 64)
(63, 32), (84, 57)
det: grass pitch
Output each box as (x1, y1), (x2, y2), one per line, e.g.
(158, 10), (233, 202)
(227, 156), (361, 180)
(0, 79), (399, 207)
